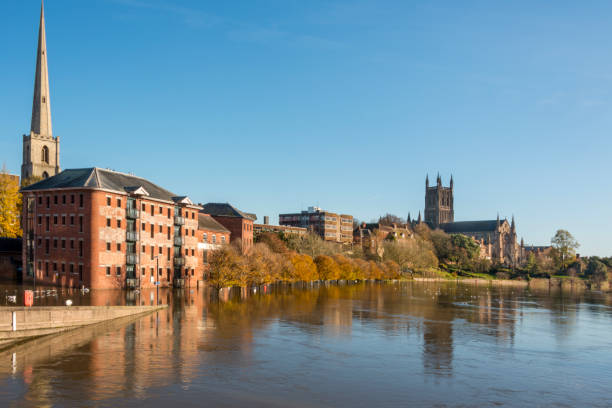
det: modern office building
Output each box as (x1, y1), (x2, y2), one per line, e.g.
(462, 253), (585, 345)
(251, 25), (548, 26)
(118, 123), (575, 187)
(279, 207), (353, 244)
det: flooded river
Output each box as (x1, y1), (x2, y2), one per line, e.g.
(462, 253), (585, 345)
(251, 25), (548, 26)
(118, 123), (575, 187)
(1, 281), (611, 407)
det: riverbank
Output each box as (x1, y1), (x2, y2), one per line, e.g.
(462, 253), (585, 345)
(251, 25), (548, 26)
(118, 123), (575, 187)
(0, 305), (167, 349)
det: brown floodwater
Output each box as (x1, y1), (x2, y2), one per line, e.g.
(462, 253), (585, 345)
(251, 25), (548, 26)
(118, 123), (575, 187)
(1, 281), (611, 407)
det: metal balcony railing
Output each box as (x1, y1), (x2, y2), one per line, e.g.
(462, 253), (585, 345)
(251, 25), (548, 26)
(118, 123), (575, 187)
(127, 253), (139, 265)
(126, 231), (139, 242)
(173, 257), (185, 267)
(126, 278), (139, 289)
(126, 208), (140, 219)
(174, 236), (183, 246)
(174, 216), (185, 226)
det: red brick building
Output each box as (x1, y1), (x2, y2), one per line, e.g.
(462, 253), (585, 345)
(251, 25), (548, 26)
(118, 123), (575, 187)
(279, 206), (354, 244)
(196, 214), (230, 280)
(199, 203), (256, 254)
(21, 168), (202, 289)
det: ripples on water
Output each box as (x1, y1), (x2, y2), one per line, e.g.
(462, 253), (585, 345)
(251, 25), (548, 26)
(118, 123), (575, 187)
(1, 281), (611, 407)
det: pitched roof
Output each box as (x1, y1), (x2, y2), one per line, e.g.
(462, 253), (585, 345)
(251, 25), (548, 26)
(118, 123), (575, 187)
(21, 168), (180, 203)
(200, 203), (257, 221)
(198, 214), (230, 233)
(441, 220), (499, 233)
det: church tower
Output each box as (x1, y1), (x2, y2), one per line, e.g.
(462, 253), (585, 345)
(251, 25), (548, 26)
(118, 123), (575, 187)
(424, 173), (454, 229)
(21, 1), (60, 182)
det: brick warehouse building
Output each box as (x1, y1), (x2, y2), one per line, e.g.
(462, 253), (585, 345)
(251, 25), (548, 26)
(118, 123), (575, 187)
(196, 214), (230, 280)
(21, 168), (203, 289)
(200, 203), (256, 254)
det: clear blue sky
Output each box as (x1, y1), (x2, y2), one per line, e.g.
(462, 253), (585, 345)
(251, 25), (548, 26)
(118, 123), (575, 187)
(1, 0), (611, 255)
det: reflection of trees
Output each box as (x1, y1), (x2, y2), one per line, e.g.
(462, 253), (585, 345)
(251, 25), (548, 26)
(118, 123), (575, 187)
(5, 281), (612, 406)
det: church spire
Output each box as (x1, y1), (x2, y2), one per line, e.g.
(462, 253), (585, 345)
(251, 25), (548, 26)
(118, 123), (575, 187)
(31, 0), (52, 138)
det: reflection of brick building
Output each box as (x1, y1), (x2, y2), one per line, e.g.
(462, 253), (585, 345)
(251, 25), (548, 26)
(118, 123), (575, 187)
(200, 203), (256, 254)
(20, 168), (202, 289)
(279, 207), (353, 244)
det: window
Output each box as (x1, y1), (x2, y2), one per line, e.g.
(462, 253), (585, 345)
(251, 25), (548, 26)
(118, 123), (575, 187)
(53, 239), (58, 249)
(70, 215), (74, 225)
(106, 267), (111, 276)
(141, 267), (145, 277)
(151, 205), (154, 216)
(150, 224), (154, 238)
(203, 250), (209, 264)
(222, 236), (226, 243)
(45, 262), (49, 277)
(142, 203), (146, 211)
(107, 197), (111, 206)
(79, 194), (84, 208)
(61, 239), (65, 249)
(42, 146), (49, 164)
(71, 195), (75, 204)
(37, 238), (42, 247)
(70, 264), (74, 274)
(150, 246), (154, 260)
(46, 196), (50, 209)
(116, 266), (121, 276)
(167, 268), (171, 279)
(38, 196), (42, 205)
(212, 235), (216, 244)
(159, 225), (163, 233)
(150, 267), (154, 276)
(53, 196), (57, 205)
(203, 233), (207, 242)
(159, 246), (163, 255)
(45, 216), (49, 231)
(61, 263), (65, 273)
(53, 215), (57, 225)
(191, 229), (195, 237)
(159, 206), (163, 214)
(106, 218), (111, 227)
(45, 239), (50, 254)
(70, 239), (74, 249)
(142, 245), (145, 253)
(117, 198), (121, 208)
(62, 195), (66, 205)
(38, 215), (42, 225)
(168, 208), (171, 218)
(79, 216), (83, 232)
(53, 263), (57, 273)
(142, 222), (146, 231)
(61, 215), (66, 225)
(79, 241), (83, 257)
(79, 264), (83, 280)
(191, 249), (195, 256)
(117, 219), (122, 228)
(117, 243), (121, 251)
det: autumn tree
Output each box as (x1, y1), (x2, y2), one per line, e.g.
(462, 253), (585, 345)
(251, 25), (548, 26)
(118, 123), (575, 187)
(551, 230), (579, 271)
(290, 254), (318, 282)
(315, 255), (341, 280)
(0, 168), (22, 238)
(378, 213), (405, 226)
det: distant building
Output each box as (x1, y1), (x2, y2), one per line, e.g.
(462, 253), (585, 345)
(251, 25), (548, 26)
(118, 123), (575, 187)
(21, 3), (60, 181)
(253, 222), (307, 237)
(419, 174), (521, 265)
(279, 207), (353, 244)
(354, 222), (413, 255)
(20, 168), (202, 289)
(200, 203), (256, 254)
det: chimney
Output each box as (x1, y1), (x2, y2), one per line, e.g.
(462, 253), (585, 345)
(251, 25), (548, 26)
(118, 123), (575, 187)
(263, 216), (270, 225)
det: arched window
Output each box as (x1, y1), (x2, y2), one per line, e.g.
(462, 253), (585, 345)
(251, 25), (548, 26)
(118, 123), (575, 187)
(42, 171), (49, 179)
(42, 146), (49, 164)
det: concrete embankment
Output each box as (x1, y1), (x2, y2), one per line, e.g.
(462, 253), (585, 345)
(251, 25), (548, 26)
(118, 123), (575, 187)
(0, 305), (166, 349)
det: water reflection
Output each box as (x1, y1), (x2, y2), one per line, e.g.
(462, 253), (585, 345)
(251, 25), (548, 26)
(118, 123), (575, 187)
(1, 282), (612, 407)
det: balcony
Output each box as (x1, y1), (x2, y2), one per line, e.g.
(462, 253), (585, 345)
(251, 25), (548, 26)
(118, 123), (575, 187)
(173, 278), (185, 288)
(126, 278), (140, 289)
(126, 208), (140, 219)
(174, 216), (185, 226)
(174, 236), (183, 246)
(173, 257), (185, 267)
(127, 253), (139, 265)
(126, 231), (139, 242)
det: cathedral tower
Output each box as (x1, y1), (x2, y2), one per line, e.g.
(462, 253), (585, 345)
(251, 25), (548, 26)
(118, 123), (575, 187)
(424, 174), (454, 229)
(21, 1), (60, 182)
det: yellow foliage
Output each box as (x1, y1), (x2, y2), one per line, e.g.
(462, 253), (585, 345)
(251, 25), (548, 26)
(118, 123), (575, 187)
(0, 170), (22, 238)
(290, 254), (318, 282)
(315, 255), (341, 280)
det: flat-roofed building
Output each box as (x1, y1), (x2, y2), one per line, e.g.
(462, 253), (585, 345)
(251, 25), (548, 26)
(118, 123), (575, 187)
(279, 206), (353, 244)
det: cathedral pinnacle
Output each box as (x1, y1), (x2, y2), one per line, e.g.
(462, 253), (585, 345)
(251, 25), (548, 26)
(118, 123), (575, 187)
(31, 0), (52, 138)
